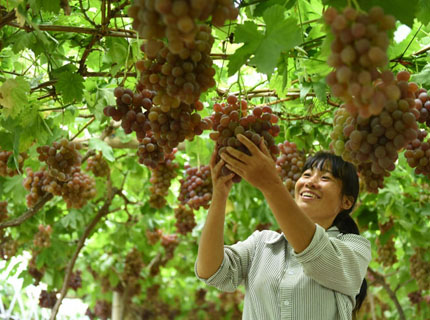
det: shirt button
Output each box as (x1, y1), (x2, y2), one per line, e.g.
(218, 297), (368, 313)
(284, 300), (290, 306)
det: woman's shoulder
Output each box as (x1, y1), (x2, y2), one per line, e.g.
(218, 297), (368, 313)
(250, 229), (284, 245)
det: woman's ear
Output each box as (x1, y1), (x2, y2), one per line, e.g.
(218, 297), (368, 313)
(341, 195), (354, 211)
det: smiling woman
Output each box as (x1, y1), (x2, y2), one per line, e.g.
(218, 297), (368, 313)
(195, 137), (371, 320)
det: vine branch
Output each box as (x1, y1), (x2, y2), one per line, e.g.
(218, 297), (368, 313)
(0, 193), (53, 229)
(50, 186), (119, 320)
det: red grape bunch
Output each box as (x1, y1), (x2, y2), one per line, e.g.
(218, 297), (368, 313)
(28, 253), (45, 284)
(86, 151), (110, 177)
(23, 166), (96, 209)
(37, 138), (83, 181)
(149, 149), (179, 208)
(103, 87), (154, 140)
(408, 291), (423, 305)
(94, 300), (112, 320)
(122, 247), (144, 285)
(137, 133), (165, 169)
(178, 164), (212, 210)
(0, 149), (27, 177)
(208, 96), (280, 182)
(147, 100), (210, 153)
(376, 218), (397, 267)
(128, 0), (238, 54)
(33, 224), (53, 248)
(330, 71), (420, 192)
(357, 162), (389, 193)
(161, 233), (179, 260)
(68, 270), (82, 291)
(146, 228), (163, 245)
(413, 87), (430, 126)
(324, 6), (396, 118)
(174, 204), (196, 235)
(404, 129), (430, 176)
(410, 247), (430, 291)
(137, 25), (216, 107)
(39, 290), (58, 309)
(276, 141), (306, 196)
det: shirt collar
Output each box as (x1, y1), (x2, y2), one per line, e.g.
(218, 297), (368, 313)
(264, 225), (340, 245)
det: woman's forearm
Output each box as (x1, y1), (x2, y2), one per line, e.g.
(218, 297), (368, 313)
(196, 192), (228, 279)
(261, 179), (316, 253)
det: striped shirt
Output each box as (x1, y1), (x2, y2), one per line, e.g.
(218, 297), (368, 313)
(195, 223), (371, 320)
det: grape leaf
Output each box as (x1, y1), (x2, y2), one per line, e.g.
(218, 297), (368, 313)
(0, 77), (30, 119)
(54, 71), (85, 104)
(88, 138), (115, 162)
(416, 0), (430, 26)
(250, 7), (301, 75)
(40, 0), (61, 13)
(254, 0), (297, 17)
(411, 63), (430, 87)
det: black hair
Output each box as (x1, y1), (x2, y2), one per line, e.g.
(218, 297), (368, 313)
(301, 151), (366, 317)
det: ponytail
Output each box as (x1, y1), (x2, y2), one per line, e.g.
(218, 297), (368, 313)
(331, 212), (367, 318)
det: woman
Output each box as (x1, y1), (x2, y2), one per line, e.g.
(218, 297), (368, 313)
(195, 134), (371, 320)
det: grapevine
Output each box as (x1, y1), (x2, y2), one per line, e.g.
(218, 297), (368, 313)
(161, 233), (179, 260)
(0, 205), (17, 261)
(376, 218), (397, 267)
(68, 270), (83, 291)
(33, 224), (53, 248)
(39, 290), (58, 309)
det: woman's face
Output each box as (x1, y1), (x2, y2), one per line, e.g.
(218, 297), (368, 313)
(294, 164), (351, 229)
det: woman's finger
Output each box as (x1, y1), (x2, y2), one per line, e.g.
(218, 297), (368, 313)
(237, 134), (261, 156)
(225, 146), (249, 164)
(259, 139), (271, 157)
(210, 148), (218, 169)
(221, 152), (245, 170)
(225, 163), (243, 177)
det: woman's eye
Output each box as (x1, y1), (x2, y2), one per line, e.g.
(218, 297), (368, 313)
(322, 176), (331, 180)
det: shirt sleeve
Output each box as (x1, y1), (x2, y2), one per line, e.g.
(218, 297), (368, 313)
(292, 224), (371, 297)
(195, 230), (260, 292)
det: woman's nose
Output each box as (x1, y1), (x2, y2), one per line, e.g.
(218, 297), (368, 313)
(304, 174), (319, 187)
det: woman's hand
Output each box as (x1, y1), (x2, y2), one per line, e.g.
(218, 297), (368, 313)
(210, 148), (235, 199)
(220, 134), (282, 193)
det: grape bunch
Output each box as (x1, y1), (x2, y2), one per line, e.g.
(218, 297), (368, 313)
(376, 218), (397, 267)
(33, 224), (53, 248)
(60, 167), (97, 209)
(128, 0), (238, 53)
(23, 166), (96, 209)
(147, 100), (210, 153)
(137, 25), (215, 106)
(209, 96), (280, 182)
(413, 87), (430, 126)
(408, 291), (423, 305)
(178, 164), (212, 209)
(137, 133), (165, 168)
(149, 149), (179, 208)
(94, 300), (112, 320)
(28, 253), (44, 284)
(357, 162), (389, 193)
(324, 6), (397, 118)
(86, 152), (110, 177)
(103, 87), (154, 140)
(146, 228), (163, 245)
(276, 141), (306, 196)
(68, 270), (82, 291)
(161, 233), (179, 260)
(0, 149), (27, 177)
(36, 138), (82, 181)
(174, 204), (196, 235)
(410, 247), (430, 291)
(329, 71), (420, 192)
(122, 247), (144, 284)
(404, 130), (430, 176)
(39, 290), (58, 309)
(0, 235), (17, 261)
(195, 288), (207, 306)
